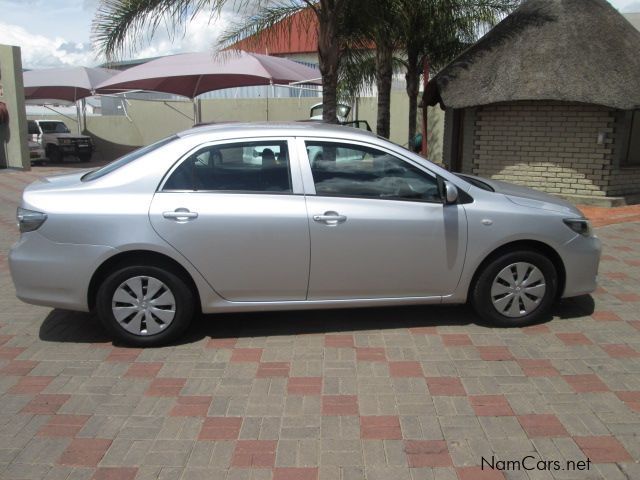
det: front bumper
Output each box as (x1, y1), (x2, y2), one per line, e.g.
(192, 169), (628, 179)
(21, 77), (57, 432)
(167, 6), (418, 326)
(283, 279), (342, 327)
(560, 233), (602, 298)
(9, 231), (115, 311)
(59, 144), (93, 156)
(29, 151), (46, 163)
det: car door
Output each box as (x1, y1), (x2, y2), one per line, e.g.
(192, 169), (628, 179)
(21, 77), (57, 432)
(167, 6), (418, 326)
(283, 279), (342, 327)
(297, 138), (468, 300)
(149, 138), (310, 302)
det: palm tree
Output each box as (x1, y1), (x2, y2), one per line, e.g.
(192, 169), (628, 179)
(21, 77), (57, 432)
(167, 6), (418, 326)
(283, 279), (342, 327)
(92, 0), (354, 123)
(219, 1), (366, 124)
(342, 0), (399, 139)
(397, 0), (519, 147)
(336, 0), (516, 142)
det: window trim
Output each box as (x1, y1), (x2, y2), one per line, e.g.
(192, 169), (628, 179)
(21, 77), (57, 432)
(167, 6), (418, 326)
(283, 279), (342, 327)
(294, 137), (444, 204)
(157, 137), (304, 195)
(622, 109), (640, 168)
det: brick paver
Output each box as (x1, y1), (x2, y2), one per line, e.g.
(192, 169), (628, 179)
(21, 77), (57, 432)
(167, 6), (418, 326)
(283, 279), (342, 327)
(0, 165), (638, 478)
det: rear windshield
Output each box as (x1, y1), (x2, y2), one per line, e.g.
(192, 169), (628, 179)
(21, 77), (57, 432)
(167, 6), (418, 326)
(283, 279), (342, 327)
(38, 121), (70, 133)
(82, 135), (178, 182)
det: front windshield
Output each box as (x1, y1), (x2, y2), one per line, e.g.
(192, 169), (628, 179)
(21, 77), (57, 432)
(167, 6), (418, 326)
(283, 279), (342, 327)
(38, 121), (70, 134)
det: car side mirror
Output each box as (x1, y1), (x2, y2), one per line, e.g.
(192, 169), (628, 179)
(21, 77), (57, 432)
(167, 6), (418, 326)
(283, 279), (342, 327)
(444, 181), (458, 205)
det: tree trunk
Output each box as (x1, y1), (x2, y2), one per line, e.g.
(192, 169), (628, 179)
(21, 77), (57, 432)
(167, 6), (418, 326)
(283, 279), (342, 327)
(375, 39), (393, 138)
(405, 52), (420, 147)
(317, 2), (340, 124)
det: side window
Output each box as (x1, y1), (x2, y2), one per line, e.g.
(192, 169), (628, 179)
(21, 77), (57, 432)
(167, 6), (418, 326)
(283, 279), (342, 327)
(164, 141), (292, 193)
(305, 141), (440, 202)
(27, 121), (39, 135)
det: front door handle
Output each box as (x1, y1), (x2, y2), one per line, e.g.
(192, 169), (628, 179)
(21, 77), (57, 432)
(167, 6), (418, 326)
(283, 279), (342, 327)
(313, 211), (347, 225)
(163, 208), (198, 221)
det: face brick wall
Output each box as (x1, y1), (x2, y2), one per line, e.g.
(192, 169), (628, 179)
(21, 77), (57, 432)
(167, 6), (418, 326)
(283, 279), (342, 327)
(472, 101), (616, 197)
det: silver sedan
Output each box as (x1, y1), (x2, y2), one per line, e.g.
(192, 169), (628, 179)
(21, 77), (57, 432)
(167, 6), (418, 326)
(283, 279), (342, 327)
(9, 123), (601, 346)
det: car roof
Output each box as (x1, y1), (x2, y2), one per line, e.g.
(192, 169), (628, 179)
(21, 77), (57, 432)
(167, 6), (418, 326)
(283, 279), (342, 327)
(177, 121), (378, 142)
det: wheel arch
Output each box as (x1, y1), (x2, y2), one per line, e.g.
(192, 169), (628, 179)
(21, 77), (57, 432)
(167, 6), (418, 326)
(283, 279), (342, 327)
(468, 240), (566, 300)
(87, 250), (202, 312)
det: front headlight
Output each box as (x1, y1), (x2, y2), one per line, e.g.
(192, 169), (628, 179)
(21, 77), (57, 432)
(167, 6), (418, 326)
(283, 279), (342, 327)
(17, 207), (47, 233)
(59, 139), (71, 145)
(563, 218), (592, 236)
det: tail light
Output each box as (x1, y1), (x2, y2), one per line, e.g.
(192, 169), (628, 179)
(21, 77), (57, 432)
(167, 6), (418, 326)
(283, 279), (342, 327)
(17, 207), (47, 233)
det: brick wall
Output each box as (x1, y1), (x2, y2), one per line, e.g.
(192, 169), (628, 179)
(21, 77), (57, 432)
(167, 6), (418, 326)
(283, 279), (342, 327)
(609, 110), (640, 197)
(609, 168), (640, 197)
(472, 101), (616, 197)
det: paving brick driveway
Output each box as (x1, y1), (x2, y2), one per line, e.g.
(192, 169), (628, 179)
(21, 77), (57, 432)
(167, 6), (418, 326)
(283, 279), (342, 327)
(0, 164), (638, 480)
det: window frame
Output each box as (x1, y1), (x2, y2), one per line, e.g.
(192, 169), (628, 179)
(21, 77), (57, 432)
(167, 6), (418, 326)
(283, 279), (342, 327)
(294, 137), (444, 204)
(157, 137), (304, 195)
(621, 109), (640, 168)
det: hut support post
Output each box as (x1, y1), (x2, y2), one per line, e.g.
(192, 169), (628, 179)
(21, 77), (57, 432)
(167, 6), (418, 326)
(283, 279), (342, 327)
(421, 61), (429, 157)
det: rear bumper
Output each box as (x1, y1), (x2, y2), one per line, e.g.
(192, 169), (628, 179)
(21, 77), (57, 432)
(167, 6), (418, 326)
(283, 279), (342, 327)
(9, 231), (115, 311)
(560, 234), (602, 298)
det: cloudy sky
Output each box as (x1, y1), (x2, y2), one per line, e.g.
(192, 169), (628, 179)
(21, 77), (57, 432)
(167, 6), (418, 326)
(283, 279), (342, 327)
(0, 0), (639, 69)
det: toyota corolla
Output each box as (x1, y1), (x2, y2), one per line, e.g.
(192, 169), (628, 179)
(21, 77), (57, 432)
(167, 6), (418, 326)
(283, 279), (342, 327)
(9, 123), (601, 346)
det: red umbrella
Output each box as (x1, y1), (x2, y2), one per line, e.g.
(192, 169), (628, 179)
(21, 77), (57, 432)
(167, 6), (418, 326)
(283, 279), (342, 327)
(23, 66), (119, 102)
(94, 50), (320, 98)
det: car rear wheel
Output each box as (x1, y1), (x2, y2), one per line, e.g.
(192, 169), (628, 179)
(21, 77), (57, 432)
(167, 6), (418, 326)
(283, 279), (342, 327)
(96, 265), (194, 346)
(471, 250), (558, 327)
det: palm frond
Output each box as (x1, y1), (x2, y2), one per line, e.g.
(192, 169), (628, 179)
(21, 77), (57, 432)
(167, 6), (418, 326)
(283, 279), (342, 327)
(92, 0), (222, 59)
(337, 50), (375, 101)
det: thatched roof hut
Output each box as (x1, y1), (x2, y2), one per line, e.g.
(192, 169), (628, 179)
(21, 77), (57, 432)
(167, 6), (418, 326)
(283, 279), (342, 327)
(424, 0), (640, 110)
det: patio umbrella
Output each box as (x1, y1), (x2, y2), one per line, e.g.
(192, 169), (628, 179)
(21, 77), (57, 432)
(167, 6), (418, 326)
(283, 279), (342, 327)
(23, 66), (119, 134)
(95, 51), (321, 122)
(23, 66), (118, 103)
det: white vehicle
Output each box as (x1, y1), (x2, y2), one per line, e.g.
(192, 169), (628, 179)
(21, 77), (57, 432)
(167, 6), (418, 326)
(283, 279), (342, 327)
(27, 120), (94, 163)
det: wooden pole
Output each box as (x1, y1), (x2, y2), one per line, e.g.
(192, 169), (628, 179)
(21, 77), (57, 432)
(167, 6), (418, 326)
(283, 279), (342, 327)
(421, 61), (429, 157)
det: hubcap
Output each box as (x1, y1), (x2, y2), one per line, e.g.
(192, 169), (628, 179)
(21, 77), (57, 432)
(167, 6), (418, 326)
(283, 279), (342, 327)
(111, 276), (176, 336)
(490, 262), (546, 318)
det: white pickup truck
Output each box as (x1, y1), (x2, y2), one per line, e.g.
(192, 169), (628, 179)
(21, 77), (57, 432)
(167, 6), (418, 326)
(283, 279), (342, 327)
(27, 120), (94, 163)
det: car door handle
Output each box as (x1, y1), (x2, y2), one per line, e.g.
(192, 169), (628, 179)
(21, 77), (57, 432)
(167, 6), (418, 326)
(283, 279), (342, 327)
(163, 209), (198, 221)
(313, 211), (347, 225)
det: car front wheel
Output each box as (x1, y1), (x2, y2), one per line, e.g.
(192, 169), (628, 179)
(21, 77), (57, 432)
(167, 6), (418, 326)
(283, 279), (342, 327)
(46, 145), (62, 163)
(96, 265), (195, 346)
(471, 250), (558, 327)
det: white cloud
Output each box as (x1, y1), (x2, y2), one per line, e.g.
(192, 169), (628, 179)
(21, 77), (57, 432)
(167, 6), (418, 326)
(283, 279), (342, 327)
(101, 10), (232, 61)
(0, 22), (97, 68)
(0, 8), (231, 69)
(621, 1), (640, 12)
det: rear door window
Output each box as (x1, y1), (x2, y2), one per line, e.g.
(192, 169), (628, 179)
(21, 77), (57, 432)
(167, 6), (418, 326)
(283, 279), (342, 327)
(163, 140), (292, 193)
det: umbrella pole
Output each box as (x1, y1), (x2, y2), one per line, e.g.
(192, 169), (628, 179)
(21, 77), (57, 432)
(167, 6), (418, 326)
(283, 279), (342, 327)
(82, 98), (87, 133)
(75, 99), (82, 135)
(192, 98), (201, 125)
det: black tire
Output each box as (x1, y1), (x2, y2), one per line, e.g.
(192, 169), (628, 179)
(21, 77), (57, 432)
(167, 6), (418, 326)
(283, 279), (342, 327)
(96, 265), (195, 347)
(46, 145), (63, 163)
(471, 250), (558, 327)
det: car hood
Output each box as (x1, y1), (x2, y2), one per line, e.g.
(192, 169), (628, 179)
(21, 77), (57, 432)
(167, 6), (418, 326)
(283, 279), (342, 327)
(45, 133), (91, 140)
(460, 174), (584, 216)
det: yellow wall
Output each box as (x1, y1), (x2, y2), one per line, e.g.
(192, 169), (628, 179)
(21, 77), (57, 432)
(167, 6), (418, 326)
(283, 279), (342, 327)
(28, 94), (445, 164)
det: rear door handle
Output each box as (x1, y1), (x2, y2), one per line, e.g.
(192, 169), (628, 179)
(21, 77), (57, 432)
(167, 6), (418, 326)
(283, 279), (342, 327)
(313, 211), (347, 225)
(163, 209), (198, 221)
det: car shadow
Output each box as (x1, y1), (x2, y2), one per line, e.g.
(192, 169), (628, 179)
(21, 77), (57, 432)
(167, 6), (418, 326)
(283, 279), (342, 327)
(38, 295), (596, 347)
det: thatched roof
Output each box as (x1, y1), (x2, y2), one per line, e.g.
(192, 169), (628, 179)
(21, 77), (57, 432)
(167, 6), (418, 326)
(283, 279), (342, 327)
(424, 0), (640, 110)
